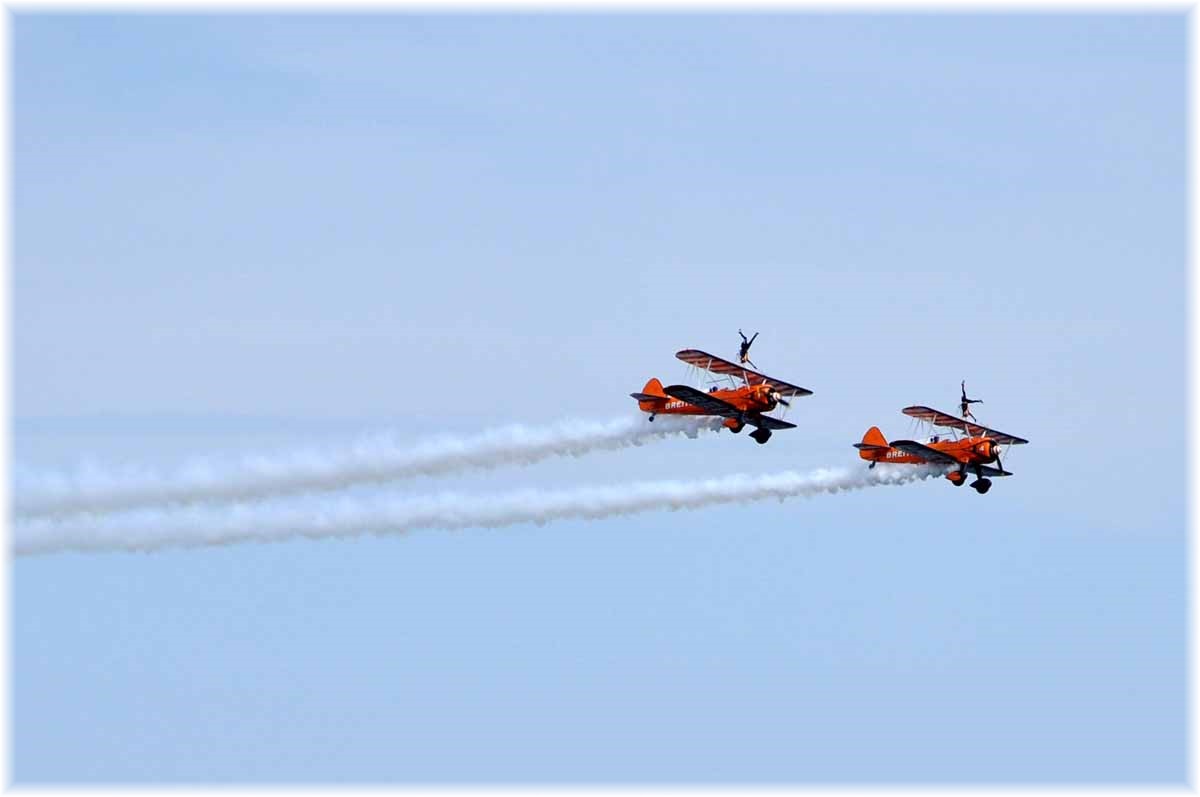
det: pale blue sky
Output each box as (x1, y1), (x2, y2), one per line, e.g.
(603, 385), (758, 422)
(12, 13), (1186, 782)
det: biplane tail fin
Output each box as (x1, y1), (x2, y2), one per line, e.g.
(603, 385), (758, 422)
(630, 378), (669, 409)
(853, 426), (889, 455)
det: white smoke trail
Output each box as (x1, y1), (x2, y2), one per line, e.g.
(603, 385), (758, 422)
(14, 415), (721, 519)
(13, 464), (943, 556)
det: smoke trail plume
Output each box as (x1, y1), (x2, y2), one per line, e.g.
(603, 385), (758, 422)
(14, 465), (943, 556)
(15, 415), (720, 519)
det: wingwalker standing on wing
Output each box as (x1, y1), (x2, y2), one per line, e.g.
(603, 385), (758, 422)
(853, 400), (1029, 495)
(960, 380), (983, 421)
(737, 329), (759, 368)
(630, 349), (811, 445)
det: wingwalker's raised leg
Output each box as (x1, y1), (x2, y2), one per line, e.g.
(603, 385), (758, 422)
(750, 428), (773, 445)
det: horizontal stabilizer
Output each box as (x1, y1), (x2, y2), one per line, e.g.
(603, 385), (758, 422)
(632, 378), (668, 407)
(857, 426), (888, 451)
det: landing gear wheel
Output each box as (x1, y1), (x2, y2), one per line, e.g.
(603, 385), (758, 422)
(750, 428), (773, 445)
(648, 414), (655, 422)
(971, 478), (992, 495)
(730, 421), (744, 434)
(947, 471), (966, 487)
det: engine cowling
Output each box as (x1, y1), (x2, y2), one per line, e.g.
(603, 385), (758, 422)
(973, 440), (999, 462)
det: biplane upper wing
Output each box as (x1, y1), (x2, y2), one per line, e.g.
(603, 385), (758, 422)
(888, 439), (962, 465)
(901, 406), (1029, 445)
(675, 349), (813, 397)
(663, 385), (797, 430)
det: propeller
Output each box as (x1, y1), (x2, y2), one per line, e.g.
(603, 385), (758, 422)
(771, 390), (791, 407)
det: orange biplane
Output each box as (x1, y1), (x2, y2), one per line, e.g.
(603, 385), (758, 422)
(631, 349), (812, 444)
(854, 406), (1029, 494)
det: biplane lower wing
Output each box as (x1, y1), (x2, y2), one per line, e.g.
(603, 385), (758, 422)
(663, 385), (741, 417)
(890, 440), (1013, 477)
(901, 406), (1029, 446)
(888, 439), (961, 465)
(749, 413), (797, 431)
(663, 385), (796, 430)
